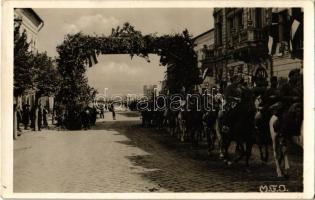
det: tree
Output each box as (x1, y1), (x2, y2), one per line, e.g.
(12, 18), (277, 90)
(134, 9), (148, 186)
(14, 20), (61, 132)
(32, 52), (61, 98)
(14, 21), (34, 97)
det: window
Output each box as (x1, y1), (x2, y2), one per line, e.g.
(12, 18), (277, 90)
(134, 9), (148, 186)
(227, 17), (234, 38)
(255, 8), (262, 28)
(236, 11), (243, 31)
(216, 23), (223, 46)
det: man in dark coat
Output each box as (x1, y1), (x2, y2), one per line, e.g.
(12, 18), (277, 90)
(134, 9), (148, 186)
(38, 104), (43, 131)
(16, 105), (22, 132)
(111, 104), (116, 120)
(42, 106), (48, 128)
(22, 104), (30, 130)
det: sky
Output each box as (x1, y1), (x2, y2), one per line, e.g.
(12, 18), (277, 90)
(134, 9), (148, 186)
(34, 8), (214, 95)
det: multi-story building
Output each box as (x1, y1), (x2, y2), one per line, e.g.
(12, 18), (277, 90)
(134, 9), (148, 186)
(14, 8), (44, 52)
(209, 8), (303, 89)
(193, 28), (215, 91)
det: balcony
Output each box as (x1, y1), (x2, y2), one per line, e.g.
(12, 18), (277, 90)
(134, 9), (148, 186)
(201, 45), (215, 60)
(227, 28), (267, 50)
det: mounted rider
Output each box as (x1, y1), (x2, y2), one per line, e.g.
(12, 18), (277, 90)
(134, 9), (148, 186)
(259, 76), (280, 115)
(275, 69), (303, 137)
(220, 75), (244, 133)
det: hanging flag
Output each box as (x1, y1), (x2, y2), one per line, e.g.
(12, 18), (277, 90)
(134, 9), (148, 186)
(290, 19), (300, 52)
(202, 68), (208, 80)
(268, 36), (273, 55)
(291, 19), (300, 40)
(88, 52), (98, 67)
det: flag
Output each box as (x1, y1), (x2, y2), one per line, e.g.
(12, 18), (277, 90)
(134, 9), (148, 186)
(291, 19), (300, 40)
(202, 68), (208, 80)
(290, 19), (300, 52)
(268, 36), (273, 55)
(88, 52), (98, 67)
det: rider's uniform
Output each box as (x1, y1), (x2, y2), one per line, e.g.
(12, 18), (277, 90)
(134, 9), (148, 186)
(277, 77), (303, 137)
(221, 83), (242, 132)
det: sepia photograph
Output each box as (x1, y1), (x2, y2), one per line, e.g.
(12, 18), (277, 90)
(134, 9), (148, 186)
(1, 0), (314, 199)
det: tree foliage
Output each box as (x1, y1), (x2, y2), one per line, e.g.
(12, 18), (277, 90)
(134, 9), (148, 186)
(56, 22), (199, 111)
(14, 21), (60, 100)
(32, 52), (61, 97)
(14, 21), (33, 97)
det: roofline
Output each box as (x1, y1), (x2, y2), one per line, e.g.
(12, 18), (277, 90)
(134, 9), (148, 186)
(193, 28), (215, 41)
(27, 8), (44, 24)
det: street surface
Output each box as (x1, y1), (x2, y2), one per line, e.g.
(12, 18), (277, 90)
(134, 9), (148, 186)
(14, 111), (303, 192)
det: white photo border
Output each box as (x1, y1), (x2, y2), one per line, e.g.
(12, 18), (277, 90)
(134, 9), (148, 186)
(1, 0), (314, 199)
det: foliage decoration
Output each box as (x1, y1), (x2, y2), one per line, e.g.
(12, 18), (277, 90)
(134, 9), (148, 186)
(56, 22), (199, 128)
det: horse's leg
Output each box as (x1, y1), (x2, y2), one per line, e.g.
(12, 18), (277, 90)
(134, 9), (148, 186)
(234, 142), (245, 163)
(215, 119), (224, 159)
(190, 128), (195, 147)
(245, 140), (253, 169)
(212, 128), (217, 150)
(206, 127), (212, 154)
(283, 138), (290, 176)
(259, 136), (269, 163)
(270, 115), (284, 177)
(223, 140), (232, 165)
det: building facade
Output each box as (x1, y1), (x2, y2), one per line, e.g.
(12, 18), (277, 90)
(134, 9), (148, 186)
(206, 8), (303, 90)
(14, 8), (44, 52)
(193, 29), (215, 91)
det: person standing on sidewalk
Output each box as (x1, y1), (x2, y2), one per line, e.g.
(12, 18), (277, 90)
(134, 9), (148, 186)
(37, 104), (43, 131)
(42, 106), (48, 128)
(100, 107), (104, 119)
(110, 103), (116, 120)
(22, 104), (30, 130)
(16, 104), (22, 133)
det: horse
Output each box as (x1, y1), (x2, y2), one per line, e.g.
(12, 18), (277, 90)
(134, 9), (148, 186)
(185, 100), (203, 147)
(164, 109), (179, 137)
(269, 102), (303, 177)
(202, 109), (218, 154)
(177, 108), (188, 142)
(219, 87), (256, 168)
(254, 95), (272, 162)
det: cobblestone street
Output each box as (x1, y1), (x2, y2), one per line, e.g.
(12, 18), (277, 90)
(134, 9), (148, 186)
(14, 112), (303, 193)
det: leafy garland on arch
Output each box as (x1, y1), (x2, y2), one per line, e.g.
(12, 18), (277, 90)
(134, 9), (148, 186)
(56, 23), (200, 111)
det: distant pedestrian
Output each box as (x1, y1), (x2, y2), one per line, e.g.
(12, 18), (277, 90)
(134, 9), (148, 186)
(110, 104), (116, 120)
(22, 104), (30, 130)
(100, 107), (104, 119)
(42, 106), (48, 128)
(30, 104), (35, 129)
(38, 104), (43, 131)
(16, 105), (22, 132)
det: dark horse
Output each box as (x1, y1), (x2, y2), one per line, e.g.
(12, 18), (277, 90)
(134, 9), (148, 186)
(220, 87), (256, 167)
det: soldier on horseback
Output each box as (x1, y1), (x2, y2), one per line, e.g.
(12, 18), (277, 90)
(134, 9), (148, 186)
(274, 69), (303, 138)
(221, 75), (243, 134)
(269, 68), (303, 177)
